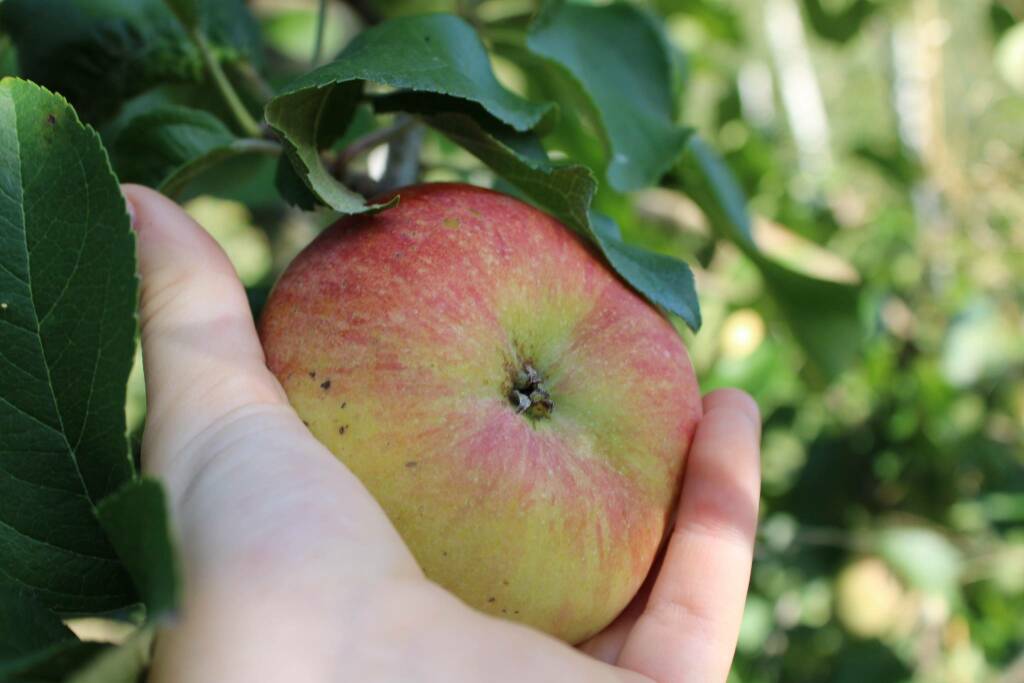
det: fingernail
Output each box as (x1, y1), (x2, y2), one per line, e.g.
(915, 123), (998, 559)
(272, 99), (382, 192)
(739, 397), (762, 440)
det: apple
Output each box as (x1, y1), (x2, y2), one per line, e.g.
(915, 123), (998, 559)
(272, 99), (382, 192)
(258, 183), (701, 643)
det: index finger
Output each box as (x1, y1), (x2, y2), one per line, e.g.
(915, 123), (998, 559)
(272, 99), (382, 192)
(616, 388), (761, 683)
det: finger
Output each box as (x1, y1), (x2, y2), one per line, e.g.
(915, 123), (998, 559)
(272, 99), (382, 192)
(616, 388), (761, 683)
(123, 185), (286, 476)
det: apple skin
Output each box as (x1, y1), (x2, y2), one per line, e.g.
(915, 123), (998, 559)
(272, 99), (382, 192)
(258, 183), (701, 643)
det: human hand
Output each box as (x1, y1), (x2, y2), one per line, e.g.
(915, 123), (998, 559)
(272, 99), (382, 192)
(125, 185), (761, 683)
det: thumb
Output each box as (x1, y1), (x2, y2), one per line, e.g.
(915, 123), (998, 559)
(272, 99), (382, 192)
(123, 185), (286, 476)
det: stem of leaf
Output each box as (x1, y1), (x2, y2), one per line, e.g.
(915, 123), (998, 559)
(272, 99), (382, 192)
(380, 118), (425, 192)
(231, 139), (283, 156)
(231, 61), (276, 106)
(191, 29), (263, 138)
(312, 0), (328, 67)
(334, 117), (417, 170)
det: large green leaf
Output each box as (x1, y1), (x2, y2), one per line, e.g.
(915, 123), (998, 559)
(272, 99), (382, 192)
(265, 13), (554, 215)
(0, 0), (262, 122)
(525, 1), (690, 192)
(417, 109), (701, 331)
(275, 13), (552, 131)
(0, 78), (139, 612)
(676, 137), (862, 380)
(109, 104), (278, 196)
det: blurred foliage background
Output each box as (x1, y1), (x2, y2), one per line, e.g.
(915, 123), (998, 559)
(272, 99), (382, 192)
(49, 0), (1021, 679)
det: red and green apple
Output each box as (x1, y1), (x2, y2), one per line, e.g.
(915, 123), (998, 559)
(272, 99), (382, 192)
(258, 183), (701, 643)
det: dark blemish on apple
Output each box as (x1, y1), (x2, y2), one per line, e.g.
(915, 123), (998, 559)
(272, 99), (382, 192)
(501, 609), (507, 614)
(513, 610), (519, 615)
(308, 370), (316, 379)
(46, 114), (56, 126)
(340, 401), (347, 409)
(405, 461), (418, 468)
(502, 580), (509, 586)
(338, 425), (348, 435)
(487, 597), (495, 603)
(320, 379), (331, 390)
(302, 420), (309, 427)
(442, 551), (448, 557)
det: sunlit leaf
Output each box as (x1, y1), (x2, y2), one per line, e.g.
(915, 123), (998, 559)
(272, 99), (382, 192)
(265, 13), (553, 215)
(677, 137), (862, 379)
(526, 1), (690, 191)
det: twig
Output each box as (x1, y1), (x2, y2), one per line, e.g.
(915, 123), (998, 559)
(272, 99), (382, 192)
(231, 138), (283, 156)
(379, 118), (425, 192)
(333, 117), (417, 170)
(312, 0), (328, 67)
(340, 170), (381, 198)
(230, 61), (276, 105)
(190, 29), (262, 138)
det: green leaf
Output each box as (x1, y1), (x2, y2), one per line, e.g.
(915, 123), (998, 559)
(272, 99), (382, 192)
(274, 103), (377, 211)
(0, 78), (138, 613)
(1, 638), (107, 683)
(279, 13), (553, 131)
(417, 109), (701, 330)
(0, 583), (79, 676)
(274, 157), (320, 211)
(109, 105), (232, 188)
(265, 13), (554, 214)
(757, 261), (863, 382)
(269, 82), (390, 215)
(109, 105), (279, 196)
(590, 214), (701, 330)
(676, 137), (862, 379)
(97, 480), (180, 619)
(526, 2), (690, 192)
(416, 110), (597, 230)
(0, 38), (17, 79)
(0, 0), (262, 123)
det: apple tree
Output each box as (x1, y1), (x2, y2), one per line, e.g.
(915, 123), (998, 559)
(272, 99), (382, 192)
(0, 1), (866, 680)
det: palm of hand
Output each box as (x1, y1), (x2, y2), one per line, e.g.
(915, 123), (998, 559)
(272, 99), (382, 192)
(126, 185), (760, 683)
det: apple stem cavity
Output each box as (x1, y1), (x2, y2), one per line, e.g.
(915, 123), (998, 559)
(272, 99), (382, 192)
(509, 362), (554, 420)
